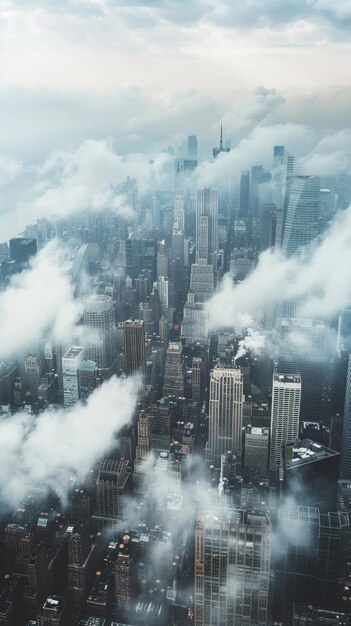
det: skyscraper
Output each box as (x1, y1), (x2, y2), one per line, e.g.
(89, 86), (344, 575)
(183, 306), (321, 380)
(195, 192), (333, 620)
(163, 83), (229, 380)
(277, 318), (328, 420)
(157, 276), (169, 313)
(281, 175), (320, 258)
(196, 187), (219, 270)
(62, 346), (85, 408)
(174, 194), (185, 231)
(212, 122), (230, 159)
(124, 320), (146, 379)
(239, 170), (250, 219)
(188, 135), (198, 161)
(269, 373), (301, 472)
(208, 366), (244, 468)
(243, 425), (270, 477)
(83, 295), (115, 372)
(195, 507), (271, 626)
(163, 342), (185, 397)
(341, 353), (351, 478)
(93, 459), (131, 530)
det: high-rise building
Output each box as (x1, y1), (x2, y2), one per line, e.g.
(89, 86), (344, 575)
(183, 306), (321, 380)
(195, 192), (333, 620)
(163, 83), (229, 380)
(37, 596), (67, 626)
(282, 175), (320, 258)
(269, 373), (301, 472)
(181, 292), (209, 346)
(62, 346), (85, 408)
(9, 237), (37, 262)
(196, 187), (219, 270)
(83, 295), (115, 372)
(157, 276), (169, 313)
(67, 524), (96, 615)
(243, 425), (270, 477)
(156, 241), (169, 279)
(239, 171), (250, 219)
(124, 320), (146, 379)
(277, 318), (328, 420)
(208, 366), (244, 468)
(341, 354), (351, 478)
(93, 459), (131, 530)
(188, 135), (198, 161)
(212, 122), (230, 159)
(192, 356), (205, 403)
(24, 354), (43, 399)
(163, 342), (185, 398)
(174, 194), (185, 231)
(136, 411), (150, 460)
(195, 507), (271, 626)
(189, 262), (214, 303)
(273, 507), (351, 623)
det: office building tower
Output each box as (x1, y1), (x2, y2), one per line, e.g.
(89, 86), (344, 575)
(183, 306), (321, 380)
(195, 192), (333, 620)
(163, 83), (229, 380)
(124, 320), (146, 379)
(24, 354), (43, 399)
(192, 356), (205, 403)
(284, 439), (340, 510)
(163, 342), (186, 397)
(93, 459), (131, 530)
(195, 508), (271, 626)
(208, 366), (244, 467)
(181, 292), (209, 346)
(157, 276), (169, 313)
(83, 295), (115, 372)
(278, 318), (328, 419)
(239, 170), (250, 219)
(0, 361), (18, 405)
(282, 175), (320, 258)
(78, 360), (97, 402)
(196, 187), (219, 270)
(274, 145), (285, 167)
(269, 373), (301, 472)
(62, 346), (85, 408)
(189, 262), (214, 302)
(136, 411), (150, 460)
(114, 547), (134, 619)
(188, 135), (198, 161)
(243, 425), (269, 477)
(337, 309), (351, 356)
(67, 525), (96, 616)
(341, 354), (351, 478)
(37, 596), (67, 626)
(273, 507), (351, 623)
(260, 204), (282, 252)
(171, 227), (184, 266)
(213, 122), (230, 159)
(250, 165), (264, 220)
(174, 194), (185, 231)
(156, 241), (169, 279)
(70, 488), (91, 526)
(9, 237), (37, 262)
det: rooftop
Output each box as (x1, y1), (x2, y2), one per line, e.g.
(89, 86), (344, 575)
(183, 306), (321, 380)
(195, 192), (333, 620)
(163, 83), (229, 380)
(286, 439), (339, 468)
(274, 373), (301, 384)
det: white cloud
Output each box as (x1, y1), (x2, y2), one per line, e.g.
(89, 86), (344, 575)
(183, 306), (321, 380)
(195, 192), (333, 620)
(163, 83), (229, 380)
(0, 139), (173, 240)
(0, 374), (139, 507)
(207, 204), (351, 330)
(0, 240), (82, 360)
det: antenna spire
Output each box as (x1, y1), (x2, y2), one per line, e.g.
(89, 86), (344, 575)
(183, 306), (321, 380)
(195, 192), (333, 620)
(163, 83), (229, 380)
(220, 121), (223, 149)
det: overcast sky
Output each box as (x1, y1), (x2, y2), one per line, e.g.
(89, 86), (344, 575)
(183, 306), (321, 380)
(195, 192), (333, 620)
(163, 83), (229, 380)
(1, 0), (351, 235)
(1, 0), (351, 157)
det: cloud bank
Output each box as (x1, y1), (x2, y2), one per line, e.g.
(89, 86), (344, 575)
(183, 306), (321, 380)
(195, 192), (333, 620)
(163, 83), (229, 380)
(207, 203), (351, 330)
(0, 374), (139, 507)
(0, 240), (82, 360)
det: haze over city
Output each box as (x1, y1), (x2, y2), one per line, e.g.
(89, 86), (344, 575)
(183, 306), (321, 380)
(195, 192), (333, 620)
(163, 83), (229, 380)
(1, 1), (351, 625)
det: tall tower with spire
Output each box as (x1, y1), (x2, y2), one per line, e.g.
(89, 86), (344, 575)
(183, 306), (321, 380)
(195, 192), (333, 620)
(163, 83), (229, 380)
(213, 122), (230, 159)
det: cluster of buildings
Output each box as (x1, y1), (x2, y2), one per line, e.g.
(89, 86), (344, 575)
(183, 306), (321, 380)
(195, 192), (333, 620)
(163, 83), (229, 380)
(1, 132), (351, 625)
